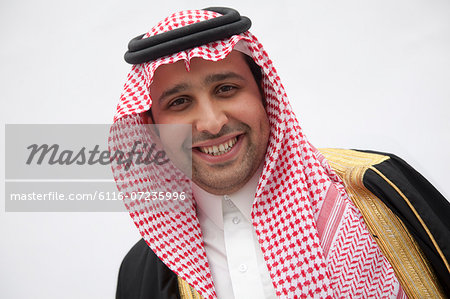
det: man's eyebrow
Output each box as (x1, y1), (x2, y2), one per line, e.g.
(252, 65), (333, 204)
(158, 83), (190, 102)
(204, 72), (246, 85)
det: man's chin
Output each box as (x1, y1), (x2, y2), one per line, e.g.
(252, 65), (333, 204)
(191, 177), (247, 195)
(191, 161), (258, 195)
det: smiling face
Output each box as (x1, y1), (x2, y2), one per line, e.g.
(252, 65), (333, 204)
(149, 51), (270, 195)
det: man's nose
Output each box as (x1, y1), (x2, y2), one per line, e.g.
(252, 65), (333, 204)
(194, 100), (228, 135)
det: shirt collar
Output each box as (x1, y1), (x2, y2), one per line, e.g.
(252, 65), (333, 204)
(193, 164), (263, 228)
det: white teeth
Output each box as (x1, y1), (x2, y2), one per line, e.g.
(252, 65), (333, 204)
(198, 137), (238, 156)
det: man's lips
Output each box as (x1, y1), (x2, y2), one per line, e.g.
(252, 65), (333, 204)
(192, 133), (242, 148)
(191, 133), (243, 157)
(197, 136), (237, 156)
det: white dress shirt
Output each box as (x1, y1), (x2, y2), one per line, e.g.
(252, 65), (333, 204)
(193, 167), (277, 299)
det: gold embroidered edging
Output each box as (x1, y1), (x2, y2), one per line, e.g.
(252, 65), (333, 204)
(177, 276), (204, 299)
(370, 166), (450, 273)
(320, 148), (446, 298)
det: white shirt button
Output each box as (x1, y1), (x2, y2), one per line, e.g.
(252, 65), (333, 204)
(232, 217), (240, 224)
(238, 263), (248, 273)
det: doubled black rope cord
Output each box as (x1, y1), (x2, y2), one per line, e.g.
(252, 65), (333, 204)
(124, 7), (251, 65)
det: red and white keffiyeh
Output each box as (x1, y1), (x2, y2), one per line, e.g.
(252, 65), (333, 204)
(109, 9), (404, 298)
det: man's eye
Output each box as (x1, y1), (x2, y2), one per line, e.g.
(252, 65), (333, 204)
(168, 97), (190, 108)
(217, 85), (236, 95)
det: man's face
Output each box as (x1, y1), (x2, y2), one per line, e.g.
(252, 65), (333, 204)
(149, 51), (270, 195)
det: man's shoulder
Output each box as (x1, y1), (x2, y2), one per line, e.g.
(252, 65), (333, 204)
(116, 239), (179, 299)
(319, 148), (450, 294)
(120, 239), (153, 268)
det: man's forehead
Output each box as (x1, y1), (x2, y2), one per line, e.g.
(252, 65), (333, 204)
(155, 50), (246, 72)
(150, 51), (250, 88)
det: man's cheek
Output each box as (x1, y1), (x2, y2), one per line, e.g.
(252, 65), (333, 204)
(158, 124), (193, 176)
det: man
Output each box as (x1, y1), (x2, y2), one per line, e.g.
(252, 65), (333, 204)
(110, 7), (449, 298)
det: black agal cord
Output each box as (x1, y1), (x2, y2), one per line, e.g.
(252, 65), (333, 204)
(124, 7), (251, 64)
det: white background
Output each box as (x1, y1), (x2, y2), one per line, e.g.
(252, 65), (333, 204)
(1, 0), (449, 298)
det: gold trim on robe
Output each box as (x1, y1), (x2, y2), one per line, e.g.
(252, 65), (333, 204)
(178, 276), (204, 299)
